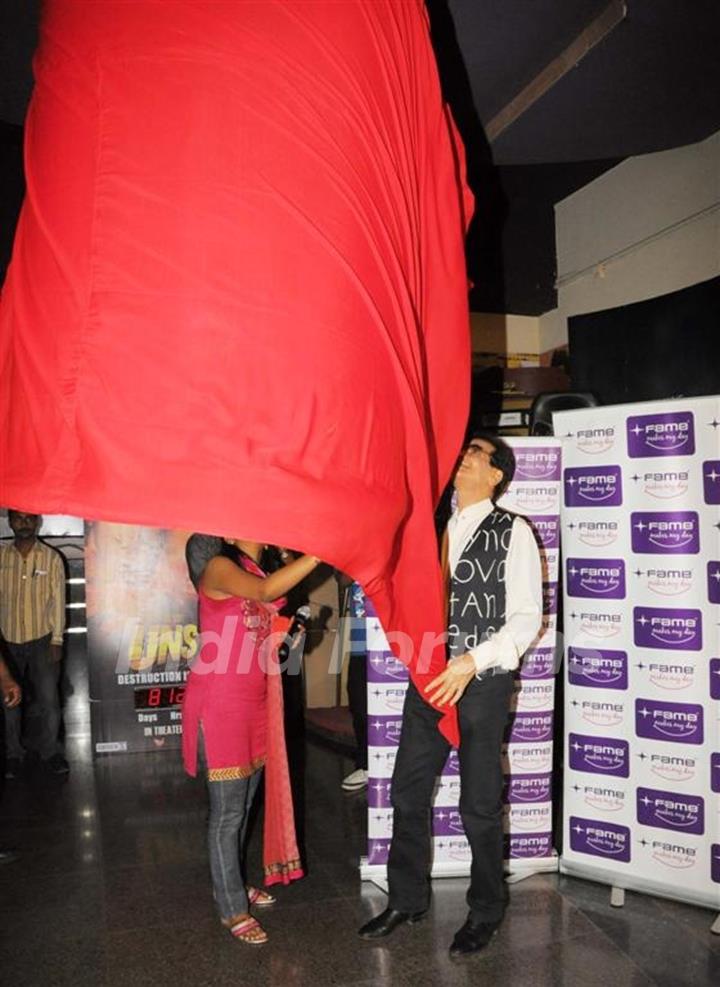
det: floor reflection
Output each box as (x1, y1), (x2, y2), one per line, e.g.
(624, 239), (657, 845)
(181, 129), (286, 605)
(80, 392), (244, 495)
(0, 638), (717, 985)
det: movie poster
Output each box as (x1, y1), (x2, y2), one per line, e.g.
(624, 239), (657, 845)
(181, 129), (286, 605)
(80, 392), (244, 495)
(85, 522), (198, 754)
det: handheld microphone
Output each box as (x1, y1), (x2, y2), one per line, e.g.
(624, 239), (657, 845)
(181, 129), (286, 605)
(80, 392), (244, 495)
(279, 605), (311, 660)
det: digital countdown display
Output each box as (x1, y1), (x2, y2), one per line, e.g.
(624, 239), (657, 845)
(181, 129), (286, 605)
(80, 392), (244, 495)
(133, 686), (186, 710)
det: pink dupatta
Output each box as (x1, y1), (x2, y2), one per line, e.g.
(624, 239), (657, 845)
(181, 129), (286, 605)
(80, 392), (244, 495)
(264, 614), (304, 886)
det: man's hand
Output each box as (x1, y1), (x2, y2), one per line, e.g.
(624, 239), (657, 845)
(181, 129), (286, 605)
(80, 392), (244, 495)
(50, 644), (63, 663)
(425, 653), (477, 707)
(0, 673), (21, 709)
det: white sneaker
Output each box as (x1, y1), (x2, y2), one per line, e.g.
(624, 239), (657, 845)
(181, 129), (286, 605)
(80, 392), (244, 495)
(342, 768), (368, 791)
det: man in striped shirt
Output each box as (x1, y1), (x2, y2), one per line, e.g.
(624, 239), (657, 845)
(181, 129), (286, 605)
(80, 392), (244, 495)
(0, 510), (68, 776)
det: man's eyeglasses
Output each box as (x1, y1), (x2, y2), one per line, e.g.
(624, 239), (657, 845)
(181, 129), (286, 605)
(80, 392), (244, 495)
(464, 442), (492, 458)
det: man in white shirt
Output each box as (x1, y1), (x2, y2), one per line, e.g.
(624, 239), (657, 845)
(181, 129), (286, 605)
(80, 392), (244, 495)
(359, 434), (542, 957)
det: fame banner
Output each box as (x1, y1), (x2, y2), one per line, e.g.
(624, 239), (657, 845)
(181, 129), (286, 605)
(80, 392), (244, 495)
(555, 396), (719, 910)
(362, 437), (562, 881)
(86, 522), (197, 754)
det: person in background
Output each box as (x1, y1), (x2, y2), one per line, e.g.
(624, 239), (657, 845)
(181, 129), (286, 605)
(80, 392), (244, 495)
(182, 536), (320, 946)
(0, 654), (22, 862)
(341, 581), (368, 792)
(0, 510), (68, 777)
(359, 434), (542, 957)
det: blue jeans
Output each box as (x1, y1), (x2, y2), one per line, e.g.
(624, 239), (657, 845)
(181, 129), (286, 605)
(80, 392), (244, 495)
(200, 735), (263, 920)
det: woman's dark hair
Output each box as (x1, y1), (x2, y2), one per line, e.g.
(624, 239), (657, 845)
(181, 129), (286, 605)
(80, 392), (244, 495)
(185, 534), (279, 590)
(469, 430), (516, 501)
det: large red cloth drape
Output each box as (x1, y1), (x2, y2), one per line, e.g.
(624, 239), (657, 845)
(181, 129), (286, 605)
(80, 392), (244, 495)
(0, 1), (472, 742)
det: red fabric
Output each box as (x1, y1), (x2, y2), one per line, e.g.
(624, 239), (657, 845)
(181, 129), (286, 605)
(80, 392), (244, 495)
(0, 2), (472, 743)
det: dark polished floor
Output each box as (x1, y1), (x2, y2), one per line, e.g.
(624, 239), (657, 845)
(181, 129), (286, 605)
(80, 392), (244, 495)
(1, 645), (719, 987)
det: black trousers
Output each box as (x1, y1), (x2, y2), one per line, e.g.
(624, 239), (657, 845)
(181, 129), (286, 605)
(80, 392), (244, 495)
(3, 635), (62, 760)
(346, 652), (367, 770)
(387, 674), (514, 923)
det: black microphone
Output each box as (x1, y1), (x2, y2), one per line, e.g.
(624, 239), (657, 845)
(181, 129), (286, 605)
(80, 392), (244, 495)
(279, 605), (311, 660)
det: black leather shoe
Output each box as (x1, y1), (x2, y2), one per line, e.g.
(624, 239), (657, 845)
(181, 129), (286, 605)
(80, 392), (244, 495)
(358, 907), (427, 940)
(449, 918), (501, 957)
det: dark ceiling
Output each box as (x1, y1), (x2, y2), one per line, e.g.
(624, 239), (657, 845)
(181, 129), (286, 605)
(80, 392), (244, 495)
(1, 0), (719, 316)
(446, 0), (720, 166)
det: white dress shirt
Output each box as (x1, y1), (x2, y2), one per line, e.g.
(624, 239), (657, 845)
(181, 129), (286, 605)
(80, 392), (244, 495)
(447, 498), (543, 674)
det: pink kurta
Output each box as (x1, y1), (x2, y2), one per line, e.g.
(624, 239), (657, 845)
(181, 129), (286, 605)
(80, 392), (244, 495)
(182, 567), (281, 780)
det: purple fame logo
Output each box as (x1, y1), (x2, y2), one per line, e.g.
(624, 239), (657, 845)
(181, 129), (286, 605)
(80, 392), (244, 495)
(634, 607), (702, 651)
(704, 460), (720, 504)
(635, 699), (704, 745)
(564, 466), (622, 507)
(444, 749), (460, 775)
(367, 651), (408, 684)
(504, 773), (552, 804)
(567, 559), (626, 599)
(505, 833), (553, 859)
(433, 808), (466, 837)
(569, 733), (629, 777)
(367, 779), (392, 809)
(708, 562), (720, 604)
(520, 648), (555, 679)
(506, 711), (554, 744)
(637, 787), (704, 835)
(531, 516), (560, 550)
(570, 816), (631, 862)
(367, 839), (391, 865)
(631, 512), (700, 554)
(514, 447), (561, 481)
(710, 659), (720, 701)
(368, 716), (403, 747)
(711, 753), (720, 795)
(568, 648), (628, 690)
(627, 411), (695, 458)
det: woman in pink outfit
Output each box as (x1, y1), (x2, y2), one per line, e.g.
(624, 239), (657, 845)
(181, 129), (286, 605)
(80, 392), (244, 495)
(183, 539), (319, 945)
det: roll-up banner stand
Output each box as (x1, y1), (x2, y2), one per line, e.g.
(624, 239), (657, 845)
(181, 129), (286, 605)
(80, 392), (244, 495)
(361, 437), (562, 886)
(554, 397), (719, 920)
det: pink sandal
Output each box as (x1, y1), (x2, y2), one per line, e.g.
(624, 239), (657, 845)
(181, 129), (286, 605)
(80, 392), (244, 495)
(247, 886), (276, 908)
(225, 914), (268, 945)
